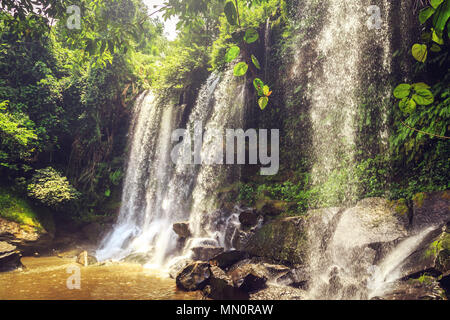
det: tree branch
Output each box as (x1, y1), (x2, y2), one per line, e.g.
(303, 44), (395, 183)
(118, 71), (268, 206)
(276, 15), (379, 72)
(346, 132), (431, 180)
(400, 120), (450, 139)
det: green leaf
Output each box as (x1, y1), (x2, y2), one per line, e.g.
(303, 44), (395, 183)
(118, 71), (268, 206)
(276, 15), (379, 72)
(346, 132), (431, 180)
(263, 85), (270, 96)
(258, 97), (268, 110)
(419, 7), (436, 24)
(225, 46), (240, 63)
(253, 78), (264, 95)
(251, 54), (261, 69)
(432, 0), (450, 38)
(412, 82), (431, 90)
(411, 44), (427, 62)
(399, 98), (416, 115)
(244, 29), (259, 44)
(233, 62), (248, 77)
(431, 0), (444, 9)
(432, 28), (444, 44)
(224, 1), (238, 26)
(393, 84), (411, 99)
(430, 43), (442, 52)
(105, 189), (111, 197)
(412, 89), (434, 105)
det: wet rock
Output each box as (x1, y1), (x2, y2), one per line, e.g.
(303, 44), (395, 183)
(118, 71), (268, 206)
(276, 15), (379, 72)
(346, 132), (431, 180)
(209, 250), (248, 270)
(0, 217), (53, 255)
(173, 222), (191, 238)
(229, 264), (268, 293)
(76, 251), (98, 266)
(377, 277), (446, 300)
(82, 223), (103, 243)
(176, 262), (211, 291)
(0, 241), (23, 272)
(244, 216), (308, 265)
(191, 246), (224, 261)
(239, 209), (259, 227)
(332, 198), (409, 248)
(168, 258), (193, 279)
(412, 191), (450, 230)
(276, 267), (309, 289)
(205, 266), (249, 300)
(400, 224), (450, 278)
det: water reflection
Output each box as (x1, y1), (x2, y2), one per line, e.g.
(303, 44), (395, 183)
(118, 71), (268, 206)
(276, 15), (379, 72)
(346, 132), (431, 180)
(0, 257), (201, 300)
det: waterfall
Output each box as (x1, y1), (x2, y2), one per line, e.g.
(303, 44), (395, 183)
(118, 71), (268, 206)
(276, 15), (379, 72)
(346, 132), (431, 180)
(96, 69), (247, 267)
(283, 0), (423, 299)
(305, 205), (440, 300)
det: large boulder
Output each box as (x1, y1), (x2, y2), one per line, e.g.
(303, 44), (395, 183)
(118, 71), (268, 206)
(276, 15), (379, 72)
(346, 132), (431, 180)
(400, 223), (450, 278)
(244, 216), (308, 265)
(375, 276), (446, 300)
(205, 266), (249, 300)
(191, 246), (224, 261)
(173, 222), (191, 239)
(209, 250), (248, 270)
(332, 198), (409, 248)
(228, 263), (268, 293)
(412, 191), (450, 230)
(0, 241), (23, 272)
(176, 262), (211, 291)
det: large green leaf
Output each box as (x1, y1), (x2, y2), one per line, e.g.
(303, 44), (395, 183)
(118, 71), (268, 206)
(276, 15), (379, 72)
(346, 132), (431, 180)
(225, 46), (240, 63)
(393, 84), (411, 99)
(432, 0), (450, 37)
(233, 62), (248, 76)
(224, 1), (238, 26)
(412, 82), (431, 90)
(244, 28), (259, 44)
(412, 89), (435, 105)
(258, 97), (268, 110)
(419, 7), (435, 24)
(251, 54), (261, 69)
(399, 98), (417, 115)
(412, 44), (427, 62)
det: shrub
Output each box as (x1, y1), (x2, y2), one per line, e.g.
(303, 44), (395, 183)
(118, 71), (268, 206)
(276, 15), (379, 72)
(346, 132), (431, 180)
(27, 167), (80, 210)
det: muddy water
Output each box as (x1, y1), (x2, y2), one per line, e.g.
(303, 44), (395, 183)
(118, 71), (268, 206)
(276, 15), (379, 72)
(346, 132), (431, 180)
(0, 257), (202, 300)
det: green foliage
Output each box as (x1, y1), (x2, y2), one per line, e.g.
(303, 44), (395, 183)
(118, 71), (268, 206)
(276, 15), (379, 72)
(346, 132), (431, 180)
(27, 167), (80, 210)
(0, 186), (44, 229)
(0, 101), (37, 170)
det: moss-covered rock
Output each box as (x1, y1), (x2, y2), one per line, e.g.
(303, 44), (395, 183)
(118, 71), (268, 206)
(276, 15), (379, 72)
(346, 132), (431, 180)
(401, 224), (450, 279)
(412, 190), (450, 230)
(244, 216), (307, 265)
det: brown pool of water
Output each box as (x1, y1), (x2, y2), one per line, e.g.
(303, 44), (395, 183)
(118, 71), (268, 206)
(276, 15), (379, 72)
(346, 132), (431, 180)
(0, 256), (202, 300)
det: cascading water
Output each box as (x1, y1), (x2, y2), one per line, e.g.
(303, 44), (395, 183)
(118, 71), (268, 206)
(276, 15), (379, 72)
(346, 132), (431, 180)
(281, 0), (435, 299)
(97, 68), (248, 267)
